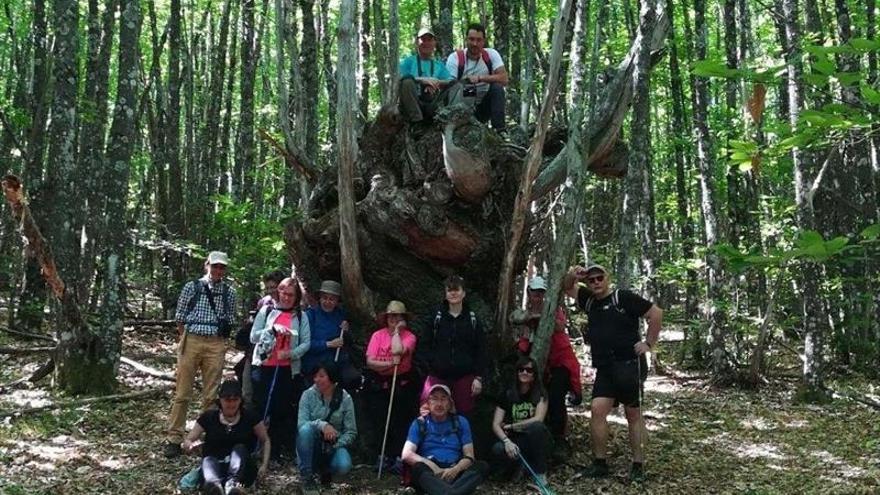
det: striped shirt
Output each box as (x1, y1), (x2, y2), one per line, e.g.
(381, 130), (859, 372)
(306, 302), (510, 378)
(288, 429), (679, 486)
(174, 276), (238, 336)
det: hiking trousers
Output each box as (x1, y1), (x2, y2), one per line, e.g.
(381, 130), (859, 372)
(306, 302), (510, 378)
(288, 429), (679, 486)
(167, 333), (226, 443)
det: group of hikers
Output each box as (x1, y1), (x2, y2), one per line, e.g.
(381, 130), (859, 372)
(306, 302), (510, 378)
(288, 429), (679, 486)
(162, 251), (663, 495)
(399, 23), (509, 132)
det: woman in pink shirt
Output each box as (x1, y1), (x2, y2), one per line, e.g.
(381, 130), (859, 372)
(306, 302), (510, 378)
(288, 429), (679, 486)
(365, 300), (418, 472)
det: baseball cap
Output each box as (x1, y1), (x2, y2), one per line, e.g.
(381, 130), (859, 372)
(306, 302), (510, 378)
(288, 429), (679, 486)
(585, 263), (608, 275)
(527, 276), (547, 291)
(417, 27), (436, 38)
(218, 380), (242, 398)
(207, 251), (229, 266)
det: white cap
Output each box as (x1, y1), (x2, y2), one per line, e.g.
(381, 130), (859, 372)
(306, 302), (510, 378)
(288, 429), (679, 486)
(207, 251), (229, 266)
(527, 276), (547, 291)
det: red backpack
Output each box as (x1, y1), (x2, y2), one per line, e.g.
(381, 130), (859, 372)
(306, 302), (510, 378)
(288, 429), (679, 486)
(455, 49), (493, 80)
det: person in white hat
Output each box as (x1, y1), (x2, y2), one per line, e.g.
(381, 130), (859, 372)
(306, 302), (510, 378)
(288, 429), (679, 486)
(509, 275), (582, 458)
(398, 26), (463, 123)
(164, 251), (238, 458)
(401, 384), (488, 495)
(564, 263), (663, 482)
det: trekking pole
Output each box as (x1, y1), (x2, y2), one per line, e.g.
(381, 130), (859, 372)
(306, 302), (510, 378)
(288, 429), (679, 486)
(377, 363), (399, 480)
(516, 450), (554, 495)
(262, 365), (280, 424)
(334, 324), (346, 362)
(637, 355), (645, 453)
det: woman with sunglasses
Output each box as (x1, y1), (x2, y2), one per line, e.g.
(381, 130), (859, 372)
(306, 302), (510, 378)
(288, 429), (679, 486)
(491, 355), (551, 485)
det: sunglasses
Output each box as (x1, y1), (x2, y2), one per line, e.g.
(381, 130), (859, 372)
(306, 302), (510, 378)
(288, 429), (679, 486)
(587, 275), (605, 283)
(518, 367), (535, 374)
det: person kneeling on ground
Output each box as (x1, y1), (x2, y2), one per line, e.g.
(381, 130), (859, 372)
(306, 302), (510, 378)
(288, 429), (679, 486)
(491, 356), (551, 486)
(296, 360), (357, 495)
(182, 379), (269, 495)
(401, 384), (488, 495)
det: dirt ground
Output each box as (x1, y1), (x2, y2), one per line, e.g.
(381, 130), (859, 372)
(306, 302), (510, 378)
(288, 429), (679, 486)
(2, 326), (880, 494)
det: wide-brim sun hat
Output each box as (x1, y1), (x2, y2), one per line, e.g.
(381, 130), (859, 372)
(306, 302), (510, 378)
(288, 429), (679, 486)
(376, 300), (415, 327)
(319, 280), (342, 297)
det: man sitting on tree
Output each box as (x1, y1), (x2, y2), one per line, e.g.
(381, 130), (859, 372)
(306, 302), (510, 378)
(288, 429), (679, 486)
(445, 22), (509, 132)
(399, 27), (463, 124)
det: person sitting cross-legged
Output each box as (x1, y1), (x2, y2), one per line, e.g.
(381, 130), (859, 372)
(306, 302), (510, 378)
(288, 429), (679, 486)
(401, 384), (488, 495)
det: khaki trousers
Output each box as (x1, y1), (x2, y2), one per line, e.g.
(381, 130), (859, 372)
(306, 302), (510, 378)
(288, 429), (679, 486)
(166, 332), (226, 443)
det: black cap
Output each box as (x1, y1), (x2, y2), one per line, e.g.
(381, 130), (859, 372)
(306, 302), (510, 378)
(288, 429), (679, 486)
(218, 379), (242, 398)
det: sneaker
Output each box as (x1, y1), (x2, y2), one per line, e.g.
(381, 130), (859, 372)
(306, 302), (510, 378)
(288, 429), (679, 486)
(301, 476), (320, 495)
(629, 463), (647, 483)
(584, 460), (610, 478)
(226, 479), (246, 495)
(163, 441), (181, 458)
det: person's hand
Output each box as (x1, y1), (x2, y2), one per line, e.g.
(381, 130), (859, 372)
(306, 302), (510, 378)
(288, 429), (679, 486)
(326, 337), (344, 349)
(321, 424), (338, 442)
(181, 438), (192, 453)
(340, 320), (349, 333)
(504, 438), (520, 458)
(573, 266), (589, 280)
(394, 319), (407, 333)
(272, 323), (288, 335)
(466, 75), (481, 84)
(439, 467), (459, 481)
(424, 459), (443, 475)
(634, 341), (651, 356)
(471, 377), (482, 396)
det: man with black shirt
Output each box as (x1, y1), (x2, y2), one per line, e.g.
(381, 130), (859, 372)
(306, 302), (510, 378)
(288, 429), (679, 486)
(564, 263), (662, 482)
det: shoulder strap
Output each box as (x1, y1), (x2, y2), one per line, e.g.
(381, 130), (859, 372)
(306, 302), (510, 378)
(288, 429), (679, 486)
(433, 310), (442, 339)
(584, 296), (594, 312)
(450, 414), (463, 443)
(613, 289), (619, 308)
(456, 49), (465, 79)
(469, 311), (476, 330)
(204, 282), (221, 319)
(481, 49), (492, 73)
(323, 387), (344, 422)
(416, 416), (428, 449)
(186, 280), (204, 315)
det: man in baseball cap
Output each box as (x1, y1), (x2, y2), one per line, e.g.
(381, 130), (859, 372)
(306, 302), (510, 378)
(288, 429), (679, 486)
(398, 26), (463, 123)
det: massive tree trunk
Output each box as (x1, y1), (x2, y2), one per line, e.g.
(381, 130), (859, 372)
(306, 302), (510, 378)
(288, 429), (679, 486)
(285, 0), (665, 349)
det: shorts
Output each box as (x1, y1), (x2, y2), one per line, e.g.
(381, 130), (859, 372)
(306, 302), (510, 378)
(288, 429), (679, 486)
(591, 356), (647, 408)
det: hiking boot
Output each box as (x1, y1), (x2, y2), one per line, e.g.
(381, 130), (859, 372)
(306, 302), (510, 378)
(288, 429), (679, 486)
(629, 463), (647, 483)
(583, 460), (610, 478)
(301, 476), (320, 495)
(226, 479), (246, 495)
(203, 481), (224, 495)
(163, 441), (181, 458)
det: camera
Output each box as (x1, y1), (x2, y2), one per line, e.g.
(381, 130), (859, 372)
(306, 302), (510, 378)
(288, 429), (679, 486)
(463, 85), (477, 97)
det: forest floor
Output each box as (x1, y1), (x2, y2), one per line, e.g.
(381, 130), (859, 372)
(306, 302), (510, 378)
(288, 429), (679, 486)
(1, 326), (879, 495)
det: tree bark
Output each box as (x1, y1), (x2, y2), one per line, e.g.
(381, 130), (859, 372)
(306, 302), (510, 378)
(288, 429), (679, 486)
(693, 0), (733, 384)
(437, 0), (454, 56)
(235, 0), (257, 201)
(336, 0), (372, 319)
(496, 0), (574, 338)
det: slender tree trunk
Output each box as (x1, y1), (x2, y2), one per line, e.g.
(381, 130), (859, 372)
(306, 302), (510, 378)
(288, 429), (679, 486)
(782, 0), (826, 400)
(496, 0), (574, 337)
(300, 0), (319, 163)
(96, 0), (141, 393)
(492, 0), (510, 61)
(693, 0), (733, 383)
(336, 0), (372, 318)
(386, 0), (399, 106)
(321, 0), (337, 139)
(372, 0), (388, 105)
(519, 0), (536, 131)
(235, 0), (257, 201)
(218, 6), (239, 196)
(437, 0), (454, 55)
(359, 0), (371, 118)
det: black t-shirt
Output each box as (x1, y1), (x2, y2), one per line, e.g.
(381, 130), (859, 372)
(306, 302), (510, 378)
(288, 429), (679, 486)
(197, 408), (260, 459)
(496, 387), (543, 423)
(577, 287), (652, 366)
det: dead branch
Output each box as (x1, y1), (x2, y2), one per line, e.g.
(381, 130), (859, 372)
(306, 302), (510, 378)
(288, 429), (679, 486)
(119, 356), (175, 381)
(125, 351), (177, 365)
(0, 385), (173, 419)
(0, 346), (55, 355)
(829, 388), (880, 411)
(124, 319), (177, 327)
(0, 325), (56, 342)
(257, 127), (317, 182)
(29, 358), (55, 383)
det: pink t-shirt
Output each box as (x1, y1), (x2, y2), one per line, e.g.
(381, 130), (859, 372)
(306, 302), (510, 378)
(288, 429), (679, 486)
(366, 327), (417, 376)
(263, 311), (292, 367)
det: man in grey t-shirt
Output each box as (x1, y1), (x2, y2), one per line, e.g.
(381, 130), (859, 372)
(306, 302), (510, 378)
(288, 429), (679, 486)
(445, 23), (509, 132)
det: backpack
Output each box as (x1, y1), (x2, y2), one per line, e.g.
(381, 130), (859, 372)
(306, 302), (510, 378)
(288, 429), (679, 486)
(583, 289), (621, 313)
(402, 414), (465, 486)
(432, 309), (477, 339)
(455, 49), (493, 80)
